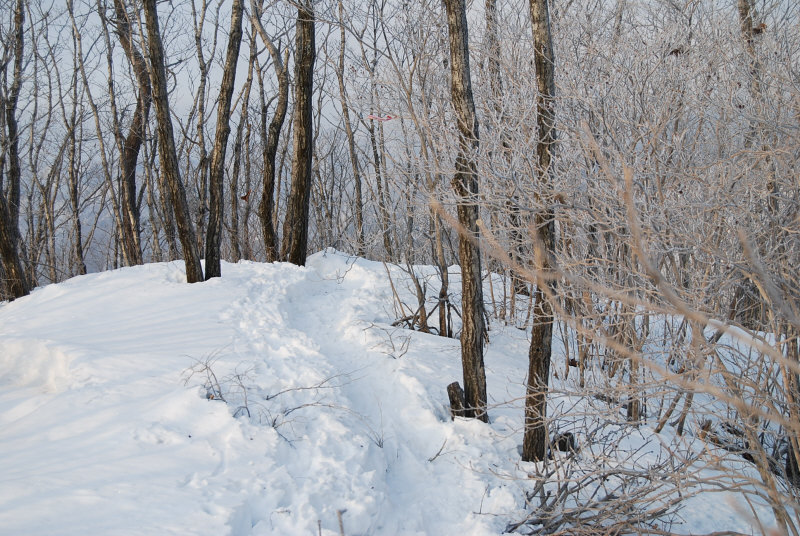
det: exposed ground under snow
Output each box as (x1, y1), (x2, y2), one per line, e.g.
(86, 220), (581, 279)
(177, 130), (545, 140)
(0, 250), (785, 535)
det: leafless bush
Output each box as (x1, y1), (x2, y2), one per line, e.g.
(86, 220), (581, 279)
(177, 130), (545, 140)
(367, 323), (412, 359)
(384, 261), (457, 336)
(182, 354), (382, 444)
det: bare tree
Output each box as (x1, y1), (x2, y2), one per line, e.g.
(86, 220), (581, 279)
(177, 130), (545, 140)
(64, 32), (88, 276)
(142, 0), (204, 282)
(281, 0), (315, 265)
(336, 0), (365, 257)
(443, 0), (487, 422)
(0, 0), (30, 299)
(111, 0), (150, 266)
(522, 0), (558, 462)
(251, 0), (289, 263)
(229, 26), (257, 262)
(204, 0), (243, 279)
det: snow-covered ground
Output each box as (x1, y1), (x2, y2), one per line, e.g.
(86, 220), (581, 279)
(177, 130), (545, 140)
(0, 250), (789, 535)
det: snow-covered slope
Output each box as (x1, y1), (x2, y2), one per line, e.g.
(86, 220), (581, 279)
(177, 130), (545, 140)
(0, 250), (787, 535)
(0, 251), (530, 535)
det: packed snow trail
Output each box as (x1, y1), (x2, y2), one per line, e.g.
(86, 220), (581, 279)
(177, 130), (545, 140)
(0, 251), (525, 536)
(216, 252), (524, 534)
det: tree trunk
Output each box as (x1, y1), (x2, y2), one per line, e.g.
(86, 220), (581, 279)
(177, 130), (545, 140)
(251, 0), (289, 263)
(443, 0), (488, 422)
(522, 0), (558, 462)
(142, 132), (164, 262)
(0, 203), (29, 299)
(67, 107), (86, 276)
(142, 0), (204, 282)
(112, 0), (149, 266)
(447, 381), (467, 419)
(369, 120), (394, 259)
(434, 213), (451, 337)
(241, 120), (254, 260)
(731, 0), (777, 330)
(230, 33), (255, 263)
(485, 0), (528, 300)
(337, 0), (365, 257)
(65, 29), (87, 276)
(190, 0), (211, 256)
(0, 0), (30, 300)
(204, 0), (244, 279)
(280, 2), (315, 265)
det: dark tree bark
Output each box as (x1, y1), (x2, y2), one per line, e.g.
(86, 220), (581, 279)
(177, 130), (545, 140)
(111, 0), (150, 266)
(0, 201), (28, 299)
(522, 0), (558, 462)
(205, 0), (244, 279)
(142, 0), (204, 282)
(251, 0), (288, 263)
(151, 130), (179, 261)
(230, 117), (243, 262)
(281, 2), (315, 265)
(447, 381), (467, 419)
(0, 0), (30, 300)
(443, 0), (488, 422)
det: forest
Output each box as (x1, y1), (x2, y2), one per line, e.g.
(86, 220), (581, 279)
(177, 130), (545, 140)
(1, 0), (799, 532)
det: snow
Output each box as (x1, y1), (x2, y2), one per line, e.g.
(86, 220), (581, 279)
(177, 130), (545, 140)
(0, 249), (790, 535)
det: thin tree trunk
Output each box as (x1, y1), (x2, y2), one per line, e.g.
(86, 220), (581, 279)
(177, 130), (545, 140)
(112, 0), (149, 266)
(205, 0), (243, 279)
(63, 61), (87, 276)
(142, 133), (163, 262)
(67, 112), (86, 275)
(443, 0), (488, 422)
(143, 0), (204, 282)
(369, 121), (394, 259)
(70, 0), (131, 270)
(485, 0), (528, 299)
(191, 0), (211, 255)
(281, 2), (315, 265)
(59, 24), (87, 276)
(230, 116), (243, 262)
(241, 118), (254, 260)
(251, 0), (289, 263)
(337, 0), (365, 256)
(229, 31), (256, 263)
(434, 212), (451, 337)
(522, 0), (558, 462)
